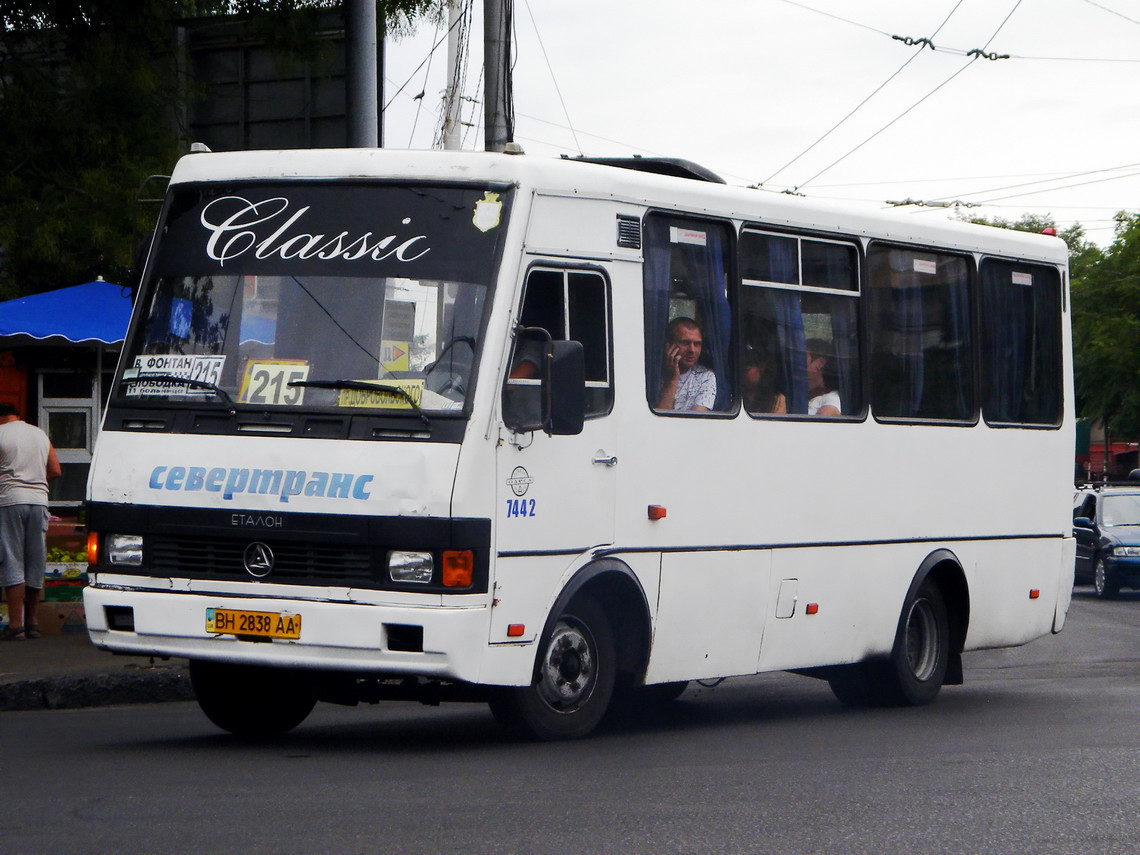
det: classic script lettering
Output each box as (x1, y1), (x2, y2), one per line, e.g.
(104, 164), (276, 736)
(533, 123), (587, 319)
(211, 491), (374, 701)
(199, 196), (432, 267)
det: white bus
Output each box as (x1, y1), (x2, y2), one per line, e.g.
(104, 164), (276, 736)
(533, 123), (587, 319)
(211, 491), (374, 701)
(84, 148), (1074, 739)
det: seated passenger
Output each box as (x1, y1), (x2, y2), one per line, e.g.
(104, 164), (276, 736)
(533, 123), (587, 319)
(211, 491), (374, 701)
(806, 338), (841, 416)
(742, 348), (786, 414)
(657, 317), (716, 412)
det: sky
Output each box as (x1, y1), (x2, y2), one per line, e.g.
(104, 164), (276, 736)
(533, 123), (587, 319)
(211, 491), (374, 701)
(379, 0), (1140, 247)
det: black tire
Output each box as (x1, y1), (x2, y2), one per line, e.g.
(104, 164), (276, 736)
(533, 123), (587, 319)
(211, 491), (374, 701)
(190, 660), (317, 737)
(1093, 557), (1120, 600)
(828, 579), (950, 708)
(489, 596), (616, 740)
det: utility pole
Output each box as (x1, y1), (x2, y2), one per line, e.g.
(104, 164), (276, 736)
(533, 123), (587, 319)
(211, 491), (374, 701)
(483, 0), (513, 152)
(442, 1), (463, 150)
(345, 0), (379, 148)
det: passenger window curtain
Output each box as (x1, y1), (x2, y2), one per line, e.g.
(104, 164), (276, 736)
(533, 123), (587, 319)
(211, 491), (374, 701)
(643, 216), (733, 411)
(980, 261), (1061, 424)
(869, 248), (972, 421)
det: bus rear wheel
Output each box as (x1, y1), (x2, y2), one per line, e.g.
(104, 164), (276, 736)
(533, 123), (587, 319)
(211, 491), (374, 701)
(190, 660), (317, 737)
(489, 596), (616, 740)
(828, 579), (950, 707)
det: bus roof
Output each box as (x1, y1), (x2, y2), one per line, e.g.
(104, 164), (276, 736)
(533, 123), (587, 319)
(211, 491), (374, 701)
(169, 147), (1070, 264)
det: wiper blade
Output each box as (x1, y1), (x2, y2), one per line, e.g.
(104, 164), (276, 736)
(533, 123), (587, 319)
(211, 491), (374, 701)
(121, 373), (237, 414)
(289, 379), (430, 426)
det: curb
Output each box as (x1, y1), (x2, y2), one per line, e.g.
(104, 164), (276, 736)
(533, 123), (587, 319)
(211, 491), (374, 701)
(0, 668), (194, 712)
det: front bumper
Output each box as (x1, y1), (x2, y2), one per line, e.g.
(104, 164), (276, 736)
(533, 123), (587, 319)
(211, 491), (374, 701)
(1104, 555), (1140, 589)
(84, 583), (492, 682)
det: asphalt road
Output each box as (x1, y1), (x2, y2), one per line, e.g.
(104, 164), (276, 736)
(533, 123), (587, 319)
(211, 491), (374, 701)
(2, 590), (1137, 855)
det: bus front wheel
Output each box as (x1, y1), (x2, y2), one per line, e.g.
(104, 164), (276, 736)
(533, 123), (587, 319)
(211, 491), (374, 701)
(489, 596), (616, 740)
(828, 579), (950, 707)
(190, 660), (317, 737)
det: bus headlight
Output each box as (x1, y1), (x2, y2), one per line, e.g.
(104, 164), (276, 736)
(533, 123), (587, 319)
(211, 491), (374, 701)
(106, 534), (144, 566)
(388, 551), (433, 583)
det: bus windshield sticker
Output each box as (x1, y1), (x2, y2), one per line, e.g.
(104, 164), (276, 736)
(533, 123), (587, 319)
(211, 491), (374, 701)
(472, 191), (503, 232)
(669, 226), (707, 246)
(380, 340), (410, 373)
(238, 359), (310, 406)
(125, 355), (226, 396)
(1011, 271), (1033, 286)
(913, 259), (938, 275)
(337, 379), (425, 409)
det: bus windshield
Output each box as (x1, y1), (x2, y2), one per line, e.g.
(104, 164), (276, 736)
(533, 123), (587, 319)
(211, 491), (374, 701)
(118, 181), (510, 415)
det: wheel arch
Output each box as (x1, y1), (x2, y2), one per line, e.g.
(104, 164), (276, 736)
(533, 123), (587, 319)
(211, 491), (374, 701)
(533, 557), (652, 684)
(905, 548), (970, 685)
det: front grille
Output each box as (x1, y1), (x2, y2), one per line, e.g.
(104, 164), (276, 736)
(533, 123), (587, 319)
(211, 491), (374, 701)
(147, 535), (375, 586)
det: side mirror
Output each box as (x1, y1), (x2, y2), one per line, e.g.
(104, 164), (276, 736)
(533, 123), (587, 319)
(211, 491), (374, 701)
(1072, 516), (1093, 529)
(545, 340), (584, 436)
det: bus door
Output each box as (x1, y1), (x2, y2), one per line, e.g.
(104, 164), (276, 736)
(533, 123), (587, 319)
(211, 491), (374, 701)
(496, 265), (617, 554)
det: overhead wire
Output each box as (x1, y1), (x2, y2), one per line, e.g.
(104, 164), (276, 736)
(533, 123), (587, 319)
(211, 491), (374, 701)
(522, 0), (581, 155)
(760, 0), (967, 187)
(907, 160), (1140, 210)
(1081, 0), (1140, 27)
(792, 0), (1025, 191)
(382, 12), (464, 112)
(406, 40), (436, 147)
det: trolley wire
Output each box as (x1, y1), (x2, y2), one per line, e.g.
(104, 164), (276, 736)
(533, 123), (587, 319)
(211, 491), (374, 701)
(791, 0), (1024, 191)
(522, 0), (582, 156)
(760, 0), (967, 187)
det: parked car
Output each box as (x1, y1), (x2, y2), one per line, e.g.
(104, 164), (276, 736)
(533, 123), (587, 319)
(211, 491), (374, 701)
(1072, 487), (1140, 599)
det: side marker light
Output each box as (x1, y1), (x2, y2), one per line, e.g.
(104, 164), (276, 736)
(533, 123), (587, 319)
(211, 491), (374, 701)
(507, 624), (525, 637)
(805, 603), (819, 615)
(1029, 589), (1040, 600)
(648, 505), (667, 520)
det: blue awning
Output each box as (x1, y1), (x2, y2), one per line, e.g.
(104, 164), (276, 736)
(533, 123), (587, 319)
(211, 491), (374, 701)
(0, 280), (133, 347)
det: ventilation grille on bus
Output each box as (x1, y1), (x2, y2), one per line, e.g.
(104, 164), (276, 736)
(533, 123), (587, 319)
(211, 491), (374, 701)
(146, 536), (375, 585)
(616, 215), (642, 249)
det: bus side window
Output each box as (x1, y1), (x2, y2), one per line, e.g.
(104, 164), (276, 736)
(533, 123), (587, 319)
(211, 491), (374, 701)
(867, 246), (974, 422)
(739, 230), (861, 417)
(503, 267), (612, 430)
(978, 259), (1062, 426)
(643, 215), (734, 414)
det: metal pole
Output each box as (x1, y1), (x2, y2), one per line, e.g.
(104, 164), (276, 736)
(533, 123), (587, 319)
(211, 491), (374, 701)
(483, 0), (512, 152)
(442, 1), (463, 150)
(346, 0), (379, 148)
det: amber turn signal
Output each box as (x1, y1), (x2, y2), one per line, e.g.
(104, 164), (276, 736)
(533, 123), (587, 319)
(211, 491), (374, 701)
(442, 550), (474, 587)
(86, 531), (99, 566)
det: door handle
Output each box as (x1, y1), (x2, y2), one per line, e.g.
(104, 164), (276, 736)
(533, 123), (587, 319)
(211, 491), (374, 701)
(592, 453), (618, 467)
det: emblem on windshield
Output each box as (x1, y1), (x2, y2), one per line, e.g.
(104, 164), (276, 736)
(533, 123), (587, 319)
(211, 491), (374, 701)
(243, 542), (275, 578)
(472, 191), (502, 233)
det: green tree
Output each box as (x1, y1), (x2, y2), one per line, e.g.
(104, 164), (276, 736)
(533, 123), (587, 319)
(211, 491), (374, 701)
(0, 1), (435, 298)
(1070, 213), (1140, 438)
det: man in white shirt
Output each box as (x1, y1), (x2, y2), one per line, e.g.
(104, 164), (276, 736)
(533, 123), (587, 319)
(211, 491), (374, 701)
(657, 317), (716, 412)
(0, 402), (61, 640)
